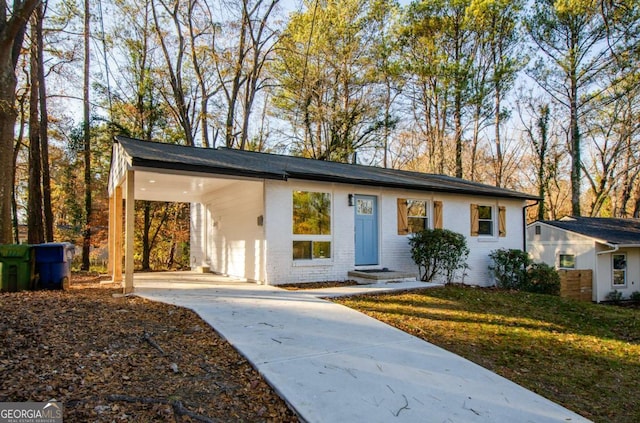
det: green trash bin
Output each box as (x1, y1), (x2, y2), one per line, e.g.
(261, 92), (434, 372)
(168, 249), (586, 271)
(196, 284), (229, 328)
(0, 244), (35, 292)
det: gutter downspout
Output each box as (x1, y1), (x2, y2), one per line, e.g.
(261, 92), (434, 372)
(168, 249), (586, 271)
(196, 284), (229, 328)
(595, 243), (620, 303)
(522, 200), (540, 252)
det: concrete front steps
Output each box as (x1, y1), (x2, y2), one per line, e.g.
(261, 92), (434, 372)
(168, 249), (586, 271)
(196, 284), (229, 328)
(348, 269), (418, 285)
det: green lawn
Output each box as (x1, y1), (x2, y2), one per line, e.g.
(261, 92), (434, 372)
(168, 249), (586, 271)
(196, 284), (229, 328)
(335, 286), (640, 423)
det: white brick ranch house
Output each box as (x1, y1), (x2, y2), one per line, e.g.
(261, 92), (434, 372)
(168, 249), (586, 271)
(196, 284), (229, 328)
(107, 136), (538, 292)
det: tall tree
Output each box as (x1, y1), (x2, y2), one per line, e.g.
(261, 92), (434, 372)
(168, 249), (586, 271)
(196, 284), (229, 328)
(272, 0), (388, 162)
(369, 0), (402, 167)
(401, 0), (477, 177)
(525, 0), (615, 216)
(27, 15), (44, 244)
(517, 94), (558, 220)
(36, 2), (53, 242)
(238, 0), (280, 150)
(0, 0), (42, 244)
(151, 0), (196, 146)
(467, 0), (524, 187)
(81, 0), (91, 270)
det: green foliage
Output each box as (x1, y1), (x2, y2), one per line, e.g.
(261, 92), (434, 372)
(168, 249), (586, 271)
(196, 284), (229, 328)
(408, 228), (469, 283)
(488, 248), (531, 290)
(606, 290), (623, 304)
(526, 262), (560, 295)
(489, 249), (560, 295)
(630, 291), (640, 302)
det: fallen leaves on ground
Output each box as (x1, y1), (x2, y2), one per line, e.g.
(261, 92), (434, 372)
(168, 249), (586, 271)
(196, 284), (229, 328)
(0, 278), (299, 422)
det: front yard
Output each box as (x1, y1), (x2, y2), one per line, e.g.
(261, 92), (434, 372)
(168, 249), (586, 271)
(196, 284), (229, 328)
(335, 286), (640, 423)
(0, 280), (297, 422)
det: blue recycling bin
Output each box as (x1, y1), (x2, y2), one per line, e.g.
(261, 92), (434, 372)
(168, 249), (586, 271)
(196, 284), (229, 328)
(34, 243), (75, 289)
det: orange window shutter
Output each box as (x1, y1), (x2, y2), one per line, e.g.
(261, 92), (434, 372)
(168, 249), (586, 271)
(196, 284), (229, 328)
(499, 206), (506, 237)
(434, 201), (443, 229)
(397, 198), (409, 235)
(470, 204), (479, 236)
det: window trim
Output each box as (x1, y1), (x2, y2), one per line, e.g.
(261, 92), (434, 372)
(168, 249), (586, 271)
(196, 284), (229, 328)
(291, 190), (333, 262)
(612, 253), (627, 287)
(406, 199), (430, 234)
(470, 203), (505, 238)
(558, 253), (576, 269)
(397, 198), (438, 235)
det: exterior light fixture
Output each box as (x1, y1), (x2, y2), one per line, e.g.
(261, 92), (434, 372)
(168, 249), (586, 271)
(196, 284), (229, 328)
(348, 194), (355, 206)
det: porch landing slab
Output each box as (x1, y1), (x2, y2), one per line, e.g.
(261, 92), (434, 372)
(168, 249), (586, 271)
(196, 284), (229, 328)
(348, 269), (418, 285)
(135, 275), (591, 423)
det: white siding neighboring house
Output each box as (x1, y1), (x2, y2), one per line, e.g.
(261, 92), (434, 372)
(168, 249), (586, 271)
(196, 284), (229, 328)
(108, 136), (538, 289)
(527, 217), (640, 302)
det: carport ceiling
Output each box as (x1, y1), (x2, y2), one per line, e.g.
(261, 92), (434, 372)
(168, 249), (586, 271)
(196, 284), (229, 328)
(133, 169), (241, 203)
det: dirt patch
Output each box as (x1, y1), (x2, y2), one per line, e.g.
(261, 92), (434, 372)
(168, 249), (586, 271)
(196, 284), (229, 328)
(0, 280), (298, 422)
(277, 280), (359, 291)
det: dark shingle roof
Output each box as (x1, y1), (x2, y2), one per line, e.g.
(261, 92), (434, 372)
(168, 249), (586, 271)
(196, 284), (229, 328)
(115, 135), (539, 200)
(541, 216), (640, 245)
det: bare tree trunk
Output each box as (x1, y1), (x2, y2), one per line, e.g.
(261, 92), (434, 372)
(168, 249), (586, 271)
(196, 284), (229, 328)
(225, 7), (248, 148)
(28, 21), (44, 245)
(0, 0), (41, 244)
(494, 85), (503, 187)
(12, 94), (27, 243)
(152, 0), (194, 146)
(187, 0), (210, 148)
(36, 3), (53, 242)
(81, 0), (91, 270)
(142, 201), (151, 271)
(536, 105), (550, 221)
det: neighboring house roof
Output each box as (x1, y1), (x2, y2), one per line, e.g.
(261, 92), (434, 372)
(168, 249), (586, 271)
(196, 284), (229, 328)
(114, 135), (539, 200)
(537, 216), (640, 246)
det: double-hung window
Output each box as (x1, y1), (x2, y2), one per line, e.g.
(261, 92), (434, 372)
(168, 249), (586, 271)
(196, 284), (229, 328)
(292, 191), (332, 260)
(477, 206), (493, 236)
(397, 199), (442, 235)
(407, 200), (429, 233)
(612, 254), (627, 287)
(470, 204), (506, 237)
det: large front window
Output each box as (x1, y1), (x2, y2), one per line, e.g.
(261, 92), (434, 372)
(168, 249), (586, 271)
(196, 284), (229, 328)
(292, 191), (331, 260)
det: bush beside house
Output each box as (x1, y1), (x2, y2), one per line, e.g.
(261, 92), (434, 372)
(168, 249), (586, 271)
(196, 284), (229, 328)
(409, 229), (469, 283)
(489, 248), (560, 295)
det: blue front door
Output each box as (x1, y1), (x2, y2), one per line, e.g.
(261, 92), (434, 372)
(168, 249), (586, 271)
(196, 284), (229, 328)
(354, 195), (378, 265)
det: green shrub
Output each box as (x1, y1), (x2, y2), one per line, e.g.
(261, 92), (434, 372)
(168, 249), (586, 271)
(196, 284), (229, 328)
(488, 249), (560, 295)
(409, 229), (469, 283)
(606, 290), (623, 303)
(630, 291), (640, 302)
(527, 263), (560, 295)
(488, 249), (531, 290)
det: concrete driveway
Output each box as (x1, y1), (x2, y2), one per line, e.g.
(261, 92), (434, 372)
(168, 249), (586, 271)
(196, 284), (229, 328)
(135, 272), (590, 423)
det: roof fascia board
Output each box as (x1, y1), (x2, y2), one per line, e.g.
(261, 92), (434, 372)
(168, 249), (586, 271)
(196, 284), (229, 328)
(108, 142), (132, 195)
(533, 221), (610, 244)
(130, 165), (271, 184)
(285, 173), (536, 200)
(130, 157), (287, 181)
(603, 243), (640, 248)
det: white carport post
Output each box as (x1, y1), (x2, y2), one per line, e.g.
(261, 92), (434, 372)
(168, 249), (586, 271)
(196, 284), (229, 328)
(124, 170), (135, 293)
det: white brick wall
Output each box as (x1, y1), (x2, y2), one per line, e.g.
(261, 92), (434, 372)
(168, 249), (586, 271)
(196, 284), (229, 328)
(263, 179), (527, 286)
(192, 180), (265, 282)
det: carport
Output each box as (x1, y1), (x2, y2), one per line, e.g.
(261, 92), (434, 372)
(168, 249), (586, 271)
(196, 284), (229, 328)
(107, 136), (266, 293)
